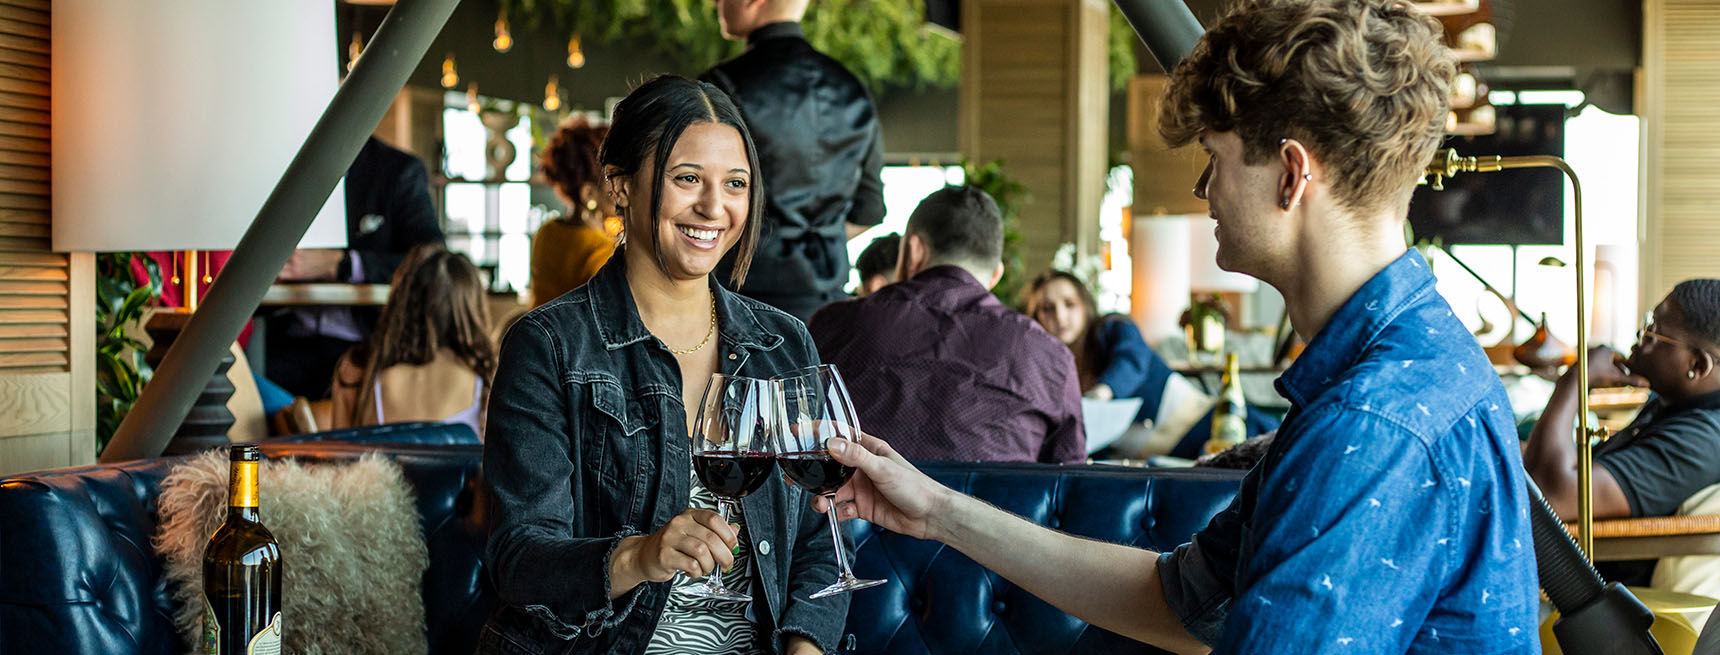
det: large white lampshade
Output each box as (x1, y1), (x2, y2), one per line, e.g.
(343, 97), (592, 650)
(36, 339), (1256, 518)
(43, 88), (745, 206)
(1188, 219), (1259, 293)
(51, 0), (348, 252)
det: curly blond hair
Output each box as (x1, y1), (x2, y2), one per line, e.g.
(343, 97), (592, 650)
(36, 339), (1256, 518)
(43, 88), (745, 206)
(1159, 0), (1455, 213)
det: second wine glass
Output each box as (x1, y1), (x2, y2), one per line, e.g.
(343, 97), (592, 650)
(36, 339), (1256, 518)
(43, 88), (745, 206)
(775, 364), (886, 599)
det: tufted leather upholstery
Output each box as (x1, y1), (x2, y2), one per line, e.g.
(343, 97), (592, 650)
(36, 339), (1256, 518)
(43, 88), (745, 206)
(0, 425), (1243, 655)
(0, 438), (492, 655)
(843, 461), (1245, 655)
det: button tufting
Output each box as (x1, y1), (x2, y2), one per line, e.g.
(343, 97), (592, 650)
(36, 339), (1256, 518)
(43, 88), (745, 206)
(991, 599), (1007, 614)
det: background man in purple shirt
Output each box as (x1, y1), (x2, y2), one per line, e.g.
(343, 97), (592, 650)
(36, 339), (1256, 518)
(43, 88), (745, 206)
(808, 0), (1539, 652)
(809, 186), (1085, 464)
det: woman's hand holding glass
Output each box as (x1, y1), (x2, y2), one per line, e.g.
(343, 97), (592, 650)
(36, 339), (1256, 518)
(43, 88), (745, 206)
(611, 509), (739, 595)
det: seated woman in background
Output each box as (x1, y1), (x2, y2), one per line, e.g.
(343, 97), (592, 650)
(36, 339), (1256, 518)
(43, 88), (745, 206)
(530, 116), (616, 307)
(329, 244), (495, 438)
(1023, 270), (1278, 459)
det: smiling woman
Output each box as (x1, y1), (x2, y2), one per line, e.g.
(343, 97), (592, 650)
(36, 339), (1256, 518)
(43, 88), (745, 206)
(480, 75), (848, 655)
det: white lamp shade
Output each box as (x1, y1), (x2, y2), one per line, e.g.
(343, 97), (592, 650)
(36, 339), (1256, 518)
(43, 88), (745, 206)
(1188, 220), (1259, 293)
(51, 0), (348, 252)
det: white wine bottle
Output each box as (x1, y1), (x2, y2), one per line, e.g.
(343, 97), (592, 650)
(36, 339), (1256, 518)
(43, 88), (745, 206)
(202, 444), (283, 654)
(1204, 353), (1248, 456)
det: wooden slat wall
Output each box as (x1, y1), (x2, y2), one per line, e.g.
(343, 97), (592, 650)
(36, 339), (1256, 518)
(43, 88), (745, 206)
(960, 0), (1110, 273)
(1641, 0), (1720, 308)
(0, 0), (91, 476)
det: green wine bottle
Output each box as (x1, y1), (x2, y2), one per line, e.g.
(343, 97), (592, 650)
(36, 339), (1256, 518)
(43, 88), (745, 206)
(202, 444), (282, 654)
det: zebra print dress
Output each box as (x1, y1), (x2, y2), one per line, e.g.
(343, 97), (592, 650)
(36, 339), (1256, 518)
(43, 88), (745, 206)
(642, 469), (759, 655)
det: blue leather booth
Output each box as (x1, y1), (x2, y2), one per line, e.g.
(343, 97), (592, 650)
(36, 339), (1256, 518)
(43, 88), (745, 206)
(0, 425), (1243, 654)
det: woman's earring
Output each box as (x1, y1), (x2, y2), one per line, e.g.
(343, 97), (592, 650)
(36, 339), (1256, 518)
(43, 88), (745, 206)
(1280, 195), (1292, 209)
(1690, 370), (1698, 379)
(1302, 173), (1312, 181)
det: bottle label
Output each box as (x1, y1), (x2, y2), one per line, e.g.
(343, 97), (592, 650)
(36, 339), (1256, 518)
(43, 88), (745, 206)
(201, 595), (219, 654)
(229, 461), (259, 508)
(247, 612), (282, 655)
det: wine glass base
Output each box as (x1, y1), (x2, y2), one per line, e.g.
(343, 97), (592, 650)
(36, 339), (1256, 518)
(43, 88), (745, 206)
(675, 581), (751, 602)
(808, 575), (886, 599)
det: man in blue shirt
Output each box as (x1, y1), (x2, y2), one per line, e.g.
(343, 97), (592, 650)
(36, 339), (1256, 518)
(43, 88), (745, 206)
(814, 0), (1540, 652)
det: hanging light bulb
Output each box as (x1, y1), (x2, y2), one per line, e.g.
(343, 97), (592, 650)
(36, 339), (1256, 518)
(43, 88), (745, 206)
(440, 52), (459, 88)
(543, 75), (562, 112)
(492, 9), (513, 53)
(467, 82), (481, 114)
(567, 34), (586, 68)
(347, 31), (363, 72)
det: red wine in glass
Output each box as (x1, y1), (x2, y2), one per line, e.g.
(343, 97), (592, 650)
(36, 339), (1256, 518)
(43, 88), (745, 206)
(693, 452), (776, 499)
(777, 451), (855, 495)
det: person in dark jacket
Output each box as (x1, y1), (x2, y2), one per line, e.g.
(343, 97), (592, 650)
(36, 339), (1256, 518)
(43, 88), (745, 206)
(479, 76), (846, 655)
(267, 136), (445, 398)
(1022, 270), (1278, 459)
(703, 0), (886, 322)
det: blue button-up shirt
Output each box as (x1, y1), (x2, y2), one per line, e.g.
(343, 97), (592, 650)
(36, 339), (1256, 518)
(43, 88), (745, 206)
(1158, 250), (1539, 653)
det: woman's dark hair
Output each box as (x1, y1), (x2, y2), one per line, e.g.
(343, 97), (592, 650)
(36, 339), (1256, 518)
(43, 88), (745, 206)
(599, 75), (764, 286)
(340, 244), (496, 426)
(1022, 269), (1105, 390)
(538, 115), (608, 207)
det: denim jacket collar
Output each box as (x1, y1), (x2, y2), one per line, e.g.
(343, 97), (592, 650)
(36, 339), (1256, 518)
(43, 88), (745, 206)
(583, 253), (784, 354)
(1277, 248), (1436, 407)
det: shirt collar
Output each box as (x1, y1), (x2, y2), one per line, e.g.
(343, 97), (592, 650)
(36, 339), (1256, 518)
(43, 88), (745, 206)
(584, 253), (782, 353)
(1276, 248), (1436, 407)
(902, 265), (991, 301)
(747, 21), (803, 46)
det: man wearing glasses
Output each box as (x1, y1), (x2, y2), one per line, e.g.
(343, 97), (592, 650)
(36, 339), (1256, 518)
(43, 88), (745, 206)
(1524, 278), (1720, 587)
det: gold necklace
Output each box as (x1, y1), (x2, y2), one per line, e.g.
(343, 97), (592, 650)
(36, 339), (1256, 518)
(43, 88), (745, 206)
(667, 294), (717, 355)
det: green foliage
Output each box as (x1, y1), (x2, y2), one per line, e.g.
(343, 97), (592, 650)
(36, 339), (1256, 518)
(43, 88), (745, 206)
(95, 253), (160, 453)
(961, 158), (1029, 307)
(512, 0), (1135, 93)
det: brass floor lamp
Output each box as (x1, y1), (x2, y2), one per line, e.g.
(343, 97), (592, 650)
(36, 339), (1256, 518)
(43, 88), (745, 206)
(1425, 149), (1602, 556)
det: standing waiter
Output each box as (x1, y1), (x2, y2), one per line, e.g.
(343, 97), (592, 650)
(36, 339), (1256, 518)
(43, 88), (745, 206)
(702, 0), (886, 322)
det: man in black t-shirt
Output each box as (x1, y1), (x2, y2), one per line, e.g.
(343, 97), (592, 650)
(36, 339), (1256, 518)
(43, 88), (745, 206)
(1523, 279), (1720, 581)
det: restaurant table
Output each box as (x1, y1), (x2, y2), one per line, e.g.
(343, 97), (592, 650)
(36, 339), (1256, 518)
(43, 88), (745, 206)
(246, 283), (391, 378)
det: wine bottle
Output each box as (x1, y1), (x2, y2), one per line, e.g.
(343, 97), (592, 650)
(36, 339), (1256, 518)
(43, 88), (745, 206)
(1204, 353), (1248, 456)
(202, 444), (283, 654)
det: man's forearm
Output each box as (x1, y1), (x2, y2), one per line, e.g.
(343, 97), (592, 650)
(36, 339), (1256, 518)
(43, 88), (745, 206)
(932, 492), (1209, 654)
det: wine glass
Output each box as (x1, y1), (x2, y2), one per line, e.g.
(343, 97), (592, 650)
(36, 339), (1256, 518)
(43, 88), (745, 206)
(681, 373), (777, 601)
(774, 364), (886, 598)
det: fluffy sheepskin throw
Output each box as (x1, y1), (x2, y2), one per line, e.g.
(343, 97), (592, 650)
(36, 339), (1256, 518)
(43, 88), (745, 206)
(154, 450), (429, 655)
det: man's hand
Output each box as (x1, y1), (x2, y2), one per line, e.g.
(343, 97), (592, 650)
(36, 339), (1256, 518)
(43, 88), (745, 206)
(277, 249), (345, 282)
(1581, 345), (1647, 390)
(813, 433), (949, 541)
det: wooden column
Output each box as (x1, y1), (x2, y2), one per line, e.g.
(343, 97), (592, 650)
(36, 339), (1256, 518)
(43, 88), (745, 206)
(1640, 0), (1720, 308)
(960, 0), (1109, 272)
(1, 0), (95, 476)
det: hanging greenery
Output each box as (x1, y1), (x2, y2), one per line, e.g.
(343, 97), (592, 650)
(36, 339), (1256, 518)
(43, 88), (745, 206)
(512, 0), (1136, 93)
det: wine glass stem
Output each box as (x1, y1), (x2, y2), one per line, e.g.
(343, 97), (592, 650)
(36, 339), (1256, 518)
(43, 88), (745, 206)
(711, 498), (734, 588)
(821, 493), (855, 577)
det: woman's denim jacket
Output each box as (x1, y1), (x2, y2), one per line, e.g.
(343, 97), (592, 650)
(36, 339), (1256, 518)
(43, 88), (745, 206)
(478, 256), (849, 654)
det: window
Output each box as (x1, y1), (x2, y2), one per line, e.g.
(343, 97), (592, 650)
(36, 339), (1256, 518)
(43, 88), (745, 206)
(439, 100), (537, 294)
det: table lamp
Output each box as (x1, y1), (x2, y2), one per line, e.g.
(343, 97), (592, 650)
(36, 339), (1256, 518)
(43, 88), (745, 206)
(52, 0), (350, 453)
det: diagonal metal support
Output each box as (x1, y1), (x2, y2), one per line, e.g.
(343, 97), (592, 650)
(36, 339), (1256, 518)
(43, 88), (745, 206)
(101, 0), (462, 462)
